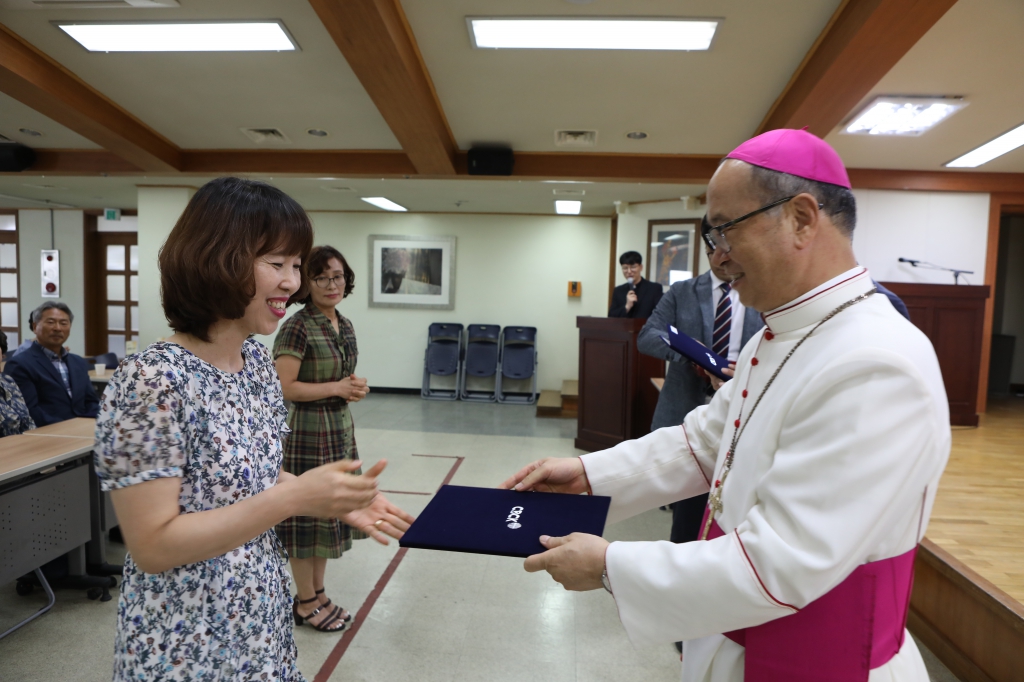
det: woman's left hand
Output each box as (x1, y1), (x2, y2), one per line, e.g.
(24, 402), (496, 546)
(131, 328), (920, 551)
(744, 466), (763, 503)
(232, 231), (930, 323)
(341, 493), (416, 545)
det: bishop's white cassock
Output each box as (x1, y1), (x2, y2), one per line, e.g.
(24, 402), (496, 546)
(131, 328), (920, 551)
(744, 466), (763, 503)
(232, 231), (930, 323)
(580, 267), (950, 682)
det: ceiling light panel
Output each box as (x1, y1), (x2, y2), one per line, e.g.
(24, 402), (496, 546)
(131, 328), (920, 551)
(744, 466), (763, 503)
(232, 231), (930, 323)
(361, 197), (407, 212)
(843, 96), (966, 136)
(555, 200), (582, 215)
(946, 121), (1024, 168)
(468, 17), (719, 51)
(56, 21), (298, 52)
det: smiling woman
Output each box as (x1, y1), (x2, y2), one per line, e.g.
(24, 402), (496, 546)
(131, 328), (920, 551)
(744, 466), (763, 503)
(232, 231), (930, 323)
(93, 178), (414, 682)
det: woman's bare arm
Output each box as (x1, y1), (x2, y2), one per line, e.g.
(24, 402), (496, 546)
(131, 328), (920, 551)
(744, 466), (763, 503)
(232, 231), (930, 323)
(275, 355), (368, 402)
(111, 459), (387, 574)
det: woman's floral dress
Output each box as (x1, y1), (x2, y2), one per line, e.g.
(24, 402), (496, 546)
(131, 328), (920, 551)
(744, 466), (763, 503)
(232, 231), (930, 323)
(94, 339), (304, 682)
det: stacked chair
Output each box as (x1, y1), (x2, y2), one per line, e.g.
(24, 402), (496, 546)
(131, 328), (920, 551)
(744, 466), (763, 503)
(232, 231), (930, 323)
(496, 326), (538, 405)
(421, 323), (464, 400)
(459, 324), (502, 402)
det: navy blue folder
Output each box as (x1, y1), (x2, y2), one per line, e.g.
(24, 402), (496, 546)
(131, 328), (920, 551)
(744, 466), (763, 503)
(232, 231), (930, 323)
(399, 485), (611, 558)
(660, 325), (731, 380)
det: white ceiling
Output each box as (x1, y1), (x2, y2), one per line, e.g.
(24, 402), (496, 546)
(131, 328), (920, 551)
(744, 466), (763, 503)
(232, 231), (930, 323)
(826, 0), (1024, 173)
(403, 0), (842, 154)
(0, 0), (1022, 213)
(0, 0), (400, 150)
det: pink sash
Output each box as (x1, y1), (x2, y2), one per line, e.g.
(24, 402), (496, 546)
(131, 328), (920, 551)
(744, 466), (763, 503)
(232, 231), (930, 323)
(703, 514), (916, 682)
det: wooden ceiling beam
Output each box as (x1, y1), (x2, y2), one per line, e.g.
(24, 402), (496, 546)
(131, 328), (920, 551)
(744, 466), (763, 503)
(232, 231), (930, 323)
(495, 152), (723, 184)
(308, 0), (457, 176)
(0, 22), (181, 173)
(180, 150), (416, 176)
(757, 0), (959, 137)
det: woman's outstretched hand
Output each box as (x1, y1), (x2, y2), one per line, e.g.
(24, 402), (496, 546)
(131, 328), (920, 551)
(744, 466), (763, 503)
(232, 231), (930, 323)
(342, 492), (416, 545)
(294, 458), (383, 518)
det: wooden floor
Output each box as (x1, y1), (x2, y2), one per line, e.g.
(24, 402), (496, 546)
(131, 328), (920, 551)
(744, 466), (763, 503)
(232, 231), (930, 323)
(926, 396), (1024, 604)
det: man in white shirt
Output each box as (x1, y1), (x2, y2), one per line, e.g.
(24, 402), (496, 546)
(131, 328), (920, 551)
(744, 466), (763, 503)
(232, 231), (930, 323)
(501, 128), (949, 682)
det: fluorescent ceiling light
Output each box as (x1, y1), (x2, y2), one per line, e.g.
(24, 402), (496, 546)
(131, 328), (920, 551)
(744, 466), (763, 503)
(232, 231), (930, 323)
(361, 197), (407, 212)
(555, 200), (582, 215)
(946, 121), (1024, 168)
(469, 17), (718, 51)
(56, 21), (297, 52)
(843, 97), (966, 136)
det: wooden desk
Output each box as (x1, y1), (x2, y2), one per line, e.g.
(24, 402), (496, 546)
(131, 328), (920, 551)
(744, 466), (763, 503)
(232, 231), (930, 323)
(0, 434), (95, 484)
(88, 370), (110, 384)
(25, 418), (96, 439)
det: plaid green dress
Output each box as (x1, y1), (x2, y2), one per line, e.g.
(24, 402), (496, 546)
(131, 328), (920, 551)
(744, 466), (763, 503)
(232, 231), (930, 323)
(274, 304), (366, 559)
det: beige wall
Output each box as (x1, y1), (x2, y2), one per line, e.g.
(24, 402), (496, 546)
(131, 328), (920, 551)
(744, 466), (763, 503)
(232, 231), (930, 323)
(137, 187), (193, 347)
(254, 211), (611, 391)
(17, 209), (85, 354)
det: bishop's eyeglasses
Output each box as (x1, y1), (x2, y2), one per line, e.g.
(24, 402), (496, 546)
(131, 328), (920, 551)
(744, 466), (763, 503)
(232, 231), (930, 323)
(701, 196), (796, 253)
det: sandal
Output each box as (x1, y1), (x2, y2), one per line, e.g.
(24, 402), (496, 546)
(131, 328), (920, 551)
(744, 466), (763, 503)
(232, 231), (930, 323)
(293, 595), (347, 632)
(315, 588), (353, 623)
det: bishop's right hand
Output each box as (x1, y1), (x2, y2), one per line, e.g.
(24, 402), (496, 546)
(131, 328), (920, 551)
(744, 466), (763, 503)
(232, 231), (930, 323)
(499, 457), (592, 495)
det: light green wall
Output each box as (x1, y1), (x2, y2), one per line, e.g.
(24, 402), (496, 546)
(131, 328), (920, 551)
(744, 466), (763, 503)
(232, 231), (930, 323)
(253, 211), (612, 391)
(17, 209), (86, 354)
(137, 187), (193, 346)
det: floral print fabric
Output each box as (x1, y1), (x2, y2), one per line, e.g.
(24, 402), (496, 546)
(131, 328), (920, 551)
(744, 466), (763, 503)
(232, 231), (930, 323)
(94, 339), (304, 682)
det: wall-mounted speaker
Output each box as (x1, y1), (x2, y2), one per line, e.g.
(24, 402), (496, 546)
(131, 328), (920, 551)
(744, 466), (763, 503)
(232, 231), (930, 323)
(0, 143), (36, 172)
(468, 146), (514, 176)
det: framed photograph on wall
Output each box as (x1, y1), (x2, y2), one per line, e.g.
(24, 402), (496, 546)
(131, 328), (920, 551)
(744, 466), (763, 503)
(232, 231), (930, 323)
(368, 234), (456, 310)
(647, 219), (702, 290)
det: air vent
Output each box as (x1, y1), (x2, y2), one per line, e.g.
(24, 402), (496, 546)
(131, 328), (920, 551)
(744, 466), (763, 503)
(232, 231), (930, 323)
(555, 130), (598, 147)
(552, 188), (585, 196)
(241, 128), (291, 145)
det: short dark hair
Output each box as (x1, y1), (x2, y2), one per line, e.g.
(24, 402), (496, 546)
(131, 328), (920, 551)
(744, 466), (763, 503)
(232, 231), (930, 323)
(619, 251), (643, 266)
(160, 177), (313, 342)
(29, 301), (74, 327)
(295, 245), (355, 305)
(0, 330), (7, 356)
(746, 165), (857, 236)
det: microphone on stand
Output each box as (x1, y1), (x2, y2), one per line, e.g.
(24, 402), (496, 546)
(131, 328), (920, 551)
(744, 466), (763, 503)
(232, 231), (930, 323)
(898, 257), (973, 284)
(898, 257), (920, 265)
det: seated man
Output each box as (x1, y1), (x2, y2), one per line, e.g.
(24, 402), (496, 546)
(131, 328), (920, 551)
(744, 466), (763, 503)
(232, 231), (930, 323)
(0, 331), (35, 436)
(609, 251), (663, 318)
(3, 302), (99, 427)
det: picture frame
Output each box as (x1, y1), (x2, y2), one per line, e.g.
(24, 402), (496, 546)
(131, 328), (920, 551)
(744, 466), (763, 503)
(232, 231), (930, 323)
(368, 234), (457, 310)
(646, 219), (702, 290)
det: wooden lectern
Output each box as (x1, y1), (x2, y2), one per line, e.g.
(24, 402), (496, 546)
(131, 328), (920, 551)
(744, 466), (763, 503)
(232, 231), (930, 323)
(880, 282), (990, 427)
(575, 317), (665, 452)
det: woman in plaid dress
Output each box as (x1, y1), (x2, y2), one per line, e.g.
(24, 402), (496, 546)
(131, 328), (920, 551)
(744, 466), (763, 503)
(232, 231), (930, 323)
(274, 245), (370, 632)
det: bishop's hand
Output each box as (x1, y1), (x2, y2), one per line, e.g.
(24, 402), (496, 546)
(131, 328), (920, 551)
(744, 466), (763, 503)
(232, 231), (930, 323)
(524, 533), (609, 591)
(498, 457), (592, 495)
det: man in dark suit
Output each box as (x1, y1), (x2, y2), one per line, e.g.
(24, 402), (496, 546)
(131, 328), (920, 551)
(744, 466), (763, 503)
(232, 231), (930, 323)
(638, 240), (764, 542)
(3, 302), (99, 427)
(609, 251), (663, 319)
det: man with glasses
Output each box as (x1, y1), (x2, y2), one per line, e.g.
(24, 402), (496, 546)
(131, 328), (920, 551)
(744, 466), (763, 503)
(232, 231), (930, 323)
(2, 301), (99, 427)
(501, 129), (947, 682)
(609, 251), (663, 318)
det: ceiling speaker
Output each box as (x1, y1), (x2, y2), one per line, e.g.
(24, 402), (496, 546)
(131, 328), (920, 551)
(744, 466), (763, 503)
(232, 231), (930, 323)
(0, 143), (36, 172)
(468, 146), (514, 176)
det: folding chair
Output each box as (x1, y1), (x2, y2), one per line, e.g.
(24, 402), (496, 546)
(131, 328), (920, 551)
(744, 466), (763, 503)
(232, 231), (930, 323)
(421, 323), (464, 401)
(459, 324), (501, 402)
(496, 326), (537, 404)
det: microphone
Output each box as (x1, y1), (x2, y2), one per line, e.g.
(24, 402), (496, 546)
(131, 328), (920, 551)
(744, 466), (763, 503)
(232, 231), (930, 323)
(626, 276), (635, 290)
(898, 258), (920, 265)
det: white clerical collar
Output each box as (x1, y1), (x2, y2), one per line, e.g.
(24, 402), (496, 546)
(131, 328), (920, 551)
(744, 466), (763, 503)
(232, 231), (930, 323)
(763, 267), (873, 335)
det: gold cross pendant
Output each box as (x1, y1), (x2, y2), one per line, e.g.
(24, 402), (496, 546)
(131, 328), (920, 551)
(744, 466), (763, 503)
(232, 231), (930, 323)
(700, 487), (724, 541)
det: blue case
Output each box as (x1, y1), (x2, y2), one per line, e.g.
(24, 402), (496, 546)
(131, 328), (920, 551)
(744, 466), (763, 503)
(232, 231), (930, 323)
(399, 485), (611, 558)
(660, 325), (731, 379)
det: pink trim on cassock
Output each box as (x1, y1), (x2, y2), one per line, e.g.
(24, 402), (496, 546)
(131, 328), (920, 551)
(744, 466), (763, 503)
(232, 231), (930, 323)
(703, 518), (917, 682)
(681, 425), (711, 488)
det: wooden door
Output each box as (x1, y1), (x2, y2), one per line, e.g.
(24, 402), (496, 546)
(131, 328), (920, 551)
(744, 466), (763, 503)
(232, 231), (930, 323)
(0, 212), (21, 351)
(84, 223), (138, 358)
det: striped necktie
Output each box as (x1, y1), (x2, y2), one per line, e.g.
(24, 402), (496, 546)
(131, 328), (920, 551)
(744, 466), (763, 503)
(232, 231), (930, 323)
(712, 282), (732, 358)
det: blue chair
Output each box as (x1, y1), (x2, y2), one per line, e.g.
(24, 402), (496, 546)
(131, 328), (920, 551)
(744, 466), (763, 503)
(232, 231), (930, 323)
(459, 324), (501, 402)
(496, 326), (537, 404)
(94, 352), (118, 369)
(421, 323), (464, 401)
